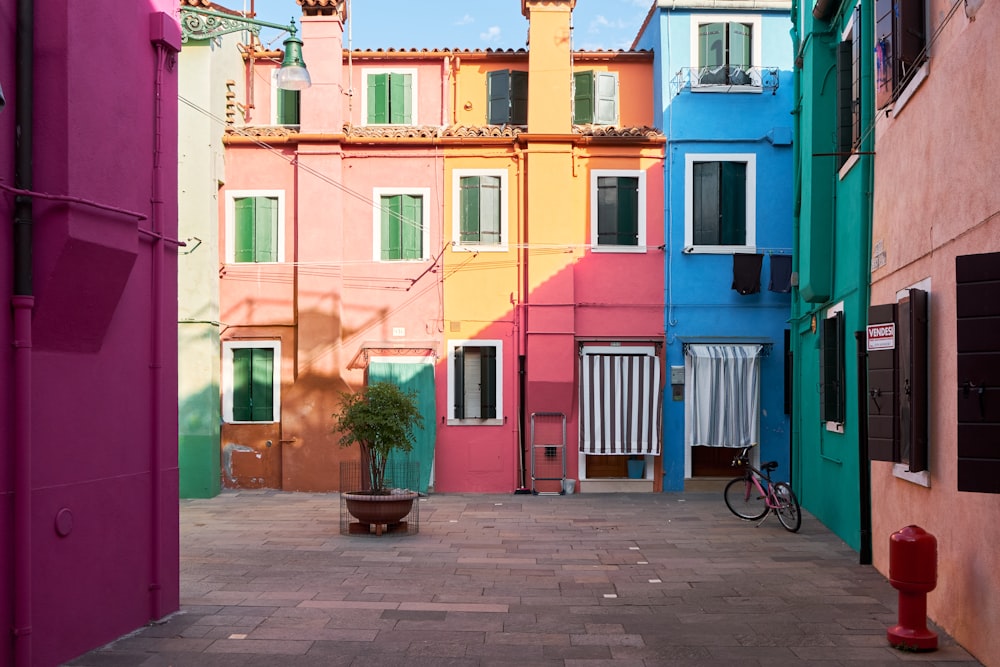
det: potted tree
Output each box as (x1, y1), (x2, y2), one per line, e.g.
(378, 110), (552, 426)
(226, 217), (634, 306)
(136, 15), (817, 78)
(332, 381), (424, 534)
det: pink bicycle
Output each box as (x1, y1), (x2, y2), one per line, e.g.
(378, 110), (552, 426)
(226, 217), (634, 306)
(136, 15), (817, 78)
(724, 446), (801, 532)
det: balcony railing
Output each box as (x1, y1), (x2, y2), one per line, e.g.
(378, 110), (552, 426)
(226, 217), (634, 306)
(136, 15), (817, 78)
(671, 66), (780, 96)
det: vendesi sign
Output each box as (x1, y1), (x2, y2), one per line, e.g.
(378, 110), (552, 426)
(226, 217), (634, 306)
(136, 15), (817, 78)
(866, 323), (896, 351)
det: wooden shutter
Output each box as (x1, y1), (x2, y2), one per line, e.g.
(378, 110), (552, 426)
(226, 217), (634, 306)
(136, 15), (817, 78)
(616, 177), (639, 246)
(692, 162), (720, 245)
(837, 40), (854, 168)
(277, 88), (300, 125)
(594, 72), (618, 125)
(479, 176), (501, 243)
(453, 347), (465, 419)
(720, 162), (747, 246)
(254, 197), (277, 262)
(899, 289), (928, 472)
(487, 70), (511, 124)
(728, 23), (751, 69)
(401, 194), (422, 259)
(510, 71), (528, 125)
(596, 176), (617, 245)
(459, 176), (480, 243)
(380, 195), (402, 260)
(234, 198), (255, 263)
(481, 346), (497, 419)
(573, 71), (594, 124)
(367, 73), (388, 123)
(699, 23), (725, 68)
(390, 73), (412, 124)
(956, 253), (1000, 493)
(232, 348), (253, 421)
(250, 349), (274, 422)
(820, 312), (845, 423)
(867, 303), (898, 461)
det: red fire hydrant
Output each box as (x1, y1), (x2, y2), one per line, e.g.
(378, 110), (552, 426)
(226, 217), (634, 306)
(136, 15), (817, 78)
(887, 525), (938, 651)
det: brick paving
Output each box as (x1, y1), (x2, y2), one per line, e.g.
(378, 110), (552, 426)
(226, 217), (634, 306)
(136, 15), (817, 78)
(69, 491), (981, 666)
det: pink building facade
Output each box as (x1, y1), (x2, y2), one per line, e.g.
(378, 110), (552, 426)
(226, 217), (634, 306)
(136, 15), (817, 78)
(0, 2), (181, 665)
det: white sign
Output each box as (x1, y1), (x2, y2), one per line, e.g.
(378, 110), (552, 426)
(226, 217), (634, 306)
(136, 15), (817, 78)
(866, 323), (895, 351)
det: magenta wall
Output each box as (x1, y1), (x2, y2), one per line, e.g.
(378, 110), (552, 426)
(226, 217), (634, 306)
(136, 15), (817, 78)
(0, 2), (180, 665)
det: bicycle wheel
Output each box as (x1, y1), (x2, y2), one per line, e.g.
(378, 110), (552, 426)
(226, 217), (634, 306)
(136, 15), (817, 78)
(724, 477), (768, 520)
(773, 482), (801, 532)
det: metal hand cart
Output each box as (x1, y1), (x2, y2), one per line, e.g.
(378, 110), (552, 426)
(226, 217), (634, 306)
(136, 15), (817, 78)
(530, 412), (566, 495)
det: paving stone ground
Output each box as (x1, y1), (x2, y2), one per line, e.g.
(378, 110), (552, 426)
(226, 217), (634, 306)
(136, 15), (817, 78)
(69, 491), (982, 666)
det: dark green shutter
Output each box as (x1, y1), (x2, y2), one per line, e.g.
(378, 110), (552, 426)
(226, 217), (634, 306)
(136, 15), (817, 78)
(234, 198), (255, 263)
(481, 346), (497, 419)
(837, 40), (854, 168)
(250, 349), (274, 421)
(453, 347), (465, 419)
(401, 194), (422, 259)
(573, 71), (594, 124)
(460, 176), (481, 243)
(277, 88), (300, 125)
(596, 176), (616, 245)
(820, 312), (845, 423)
(390, 73), (412, 124)
(510, 71), (528, 125)
(720, 162), (746, 246)
(380, 195), (402, 260)
(692, 162), (720, 245)
(254, 197), (277, 262)
(367, 73), (389, 123)
(616, 177), (639, 245)
(487, 70), (511, 124)
(232, 348), (253, 421)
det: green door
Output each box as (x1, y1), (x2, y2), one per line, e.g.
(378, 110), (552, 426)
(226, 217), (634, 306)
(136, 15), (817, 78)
(368, 360), (436, 494)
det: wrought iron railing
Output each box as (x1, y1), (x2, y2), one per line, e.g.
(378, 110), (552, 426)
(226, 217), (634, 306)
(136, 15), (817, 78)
(671, 66), (780, 96)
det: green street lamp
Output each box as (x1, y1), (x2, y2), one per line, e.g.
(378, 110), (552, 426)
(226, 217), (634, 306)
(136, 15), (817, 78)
(179, 7), (311, 90)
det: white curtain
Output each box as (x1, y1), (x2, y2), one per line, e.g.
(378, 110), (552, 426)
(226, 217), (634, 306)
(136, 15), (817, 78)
(684, 344), (761, 448)
(581, 354), (662, 455)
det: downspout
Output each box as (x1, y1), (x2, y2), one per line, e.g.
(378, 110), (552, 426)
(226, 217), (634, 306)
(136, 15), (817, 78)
(12, 0), (35, 663)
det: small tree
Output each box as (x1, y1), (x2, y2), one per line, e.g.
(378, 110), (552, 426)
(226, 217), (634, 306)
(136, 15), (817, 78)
(332, 381), (424, 493)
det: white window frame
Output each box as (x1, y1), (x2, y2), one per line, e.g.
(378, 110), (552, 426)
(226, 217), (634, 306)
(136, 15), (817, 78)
(447, 339), (503, 426)
(689, 14), (763, 91)
(372, 187), (432, 262)
(224, 189), (286, 264)
(590, 169), (647, 254)
(683, 153), (757, 254)
(451, 169), (509, 252)
(361, 67), (419, 126)
(222, 340), (281, 424)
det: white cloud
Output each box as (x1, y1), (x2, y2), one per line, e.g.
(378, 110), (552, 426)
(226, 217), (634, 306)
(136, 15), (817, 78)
(455, 14), (474, 26)
(589, 14), (627, 33)
(480, 25), (502, 43)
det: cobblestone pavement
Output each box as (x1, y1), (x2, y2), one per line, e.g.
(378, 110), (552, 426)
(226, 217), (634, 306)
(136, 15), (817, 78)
(70, 491), (981, 666)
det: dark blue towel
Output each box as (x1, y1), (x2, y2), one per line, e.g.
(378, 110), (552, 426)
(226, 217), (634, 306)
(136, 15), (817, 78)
(769, 254), (793, 293)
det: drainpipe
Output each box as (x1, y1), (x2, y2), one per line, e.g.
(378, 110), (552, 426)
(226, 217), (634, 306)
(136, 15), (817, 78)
(12, 0), (34, 664)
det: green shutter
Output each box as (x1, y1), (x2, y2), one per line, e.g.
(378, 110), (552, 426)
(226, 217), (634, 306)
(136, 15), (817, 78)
(593, 72), (618, 125)
(390, 73), (412, 124)
(234, 198), (255, 263)
(453, 347), (465, 419)
(460, 176), (481, 243)
(481, 346), (497, 419)
(616, 177), (639, 246)
(699, 23), (725, 68)
(573, 71), (594, 124)
(510, 71), (528, 125)
(720, 162), (747, 246)
(277, 88), (300, 125)
(487, 70), (511, 124)
(596, 176), (617, 245)
(232, 348), (253, 421)
(692, 162), (720, 245)
(728, 23), (752, 69)
(367, 73), (389, 123)
(401, 194), (422, 259)
(820, 313), (845, 423)
(380, 195), (402, 260)
(254, 197), (278, 262)
(250, 349), (274, 421)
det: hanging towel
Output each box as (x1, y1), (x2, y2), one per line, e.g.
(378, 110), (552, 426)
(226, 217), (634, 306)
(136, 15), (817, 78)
(769, 254), (793, 293)
(732, 253), (763, 295)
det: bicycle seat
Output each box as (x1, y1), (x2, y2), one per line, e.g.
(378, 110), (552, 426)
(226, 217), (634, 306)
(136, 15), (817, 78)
(761, 461), (778, 472)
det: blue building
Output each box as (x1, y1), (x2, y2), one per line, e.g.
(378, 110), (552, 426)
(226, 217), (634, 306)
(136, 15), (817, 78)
(634, 1), (794, 491)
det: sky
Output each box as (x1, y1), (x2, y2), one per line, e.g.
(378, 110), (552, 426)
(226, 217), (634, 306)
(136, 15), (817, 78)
(247, 0), (652, 52)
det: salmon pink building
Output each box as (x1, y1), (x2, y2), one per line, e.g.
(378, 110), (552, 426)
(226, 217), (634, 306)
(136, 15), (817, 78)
(213, 0), (665, 493)
(1, 2), (181, 665)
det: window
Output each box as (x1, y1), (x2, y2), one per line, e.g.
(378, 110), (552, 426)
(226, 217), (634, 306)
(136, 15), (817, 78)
(448, 340), (502, 424)
(225, 190), (284, 263)
(837, 9), (861, 169)
(452, 170), (508, 251)
(363, 69), (416, 124)
(691, 15), (761, 87)
(373, 188), (430, 261)
(820, 309), (845, 427)
(875, 0), (926, 110)
(487, 70), (528, 125)
(591, 170), (646, 252)
(223, 341), (280, 423)
(271, 70), (300, 125)
(684, 153), (756, 253)
(573, 71), (618, 125)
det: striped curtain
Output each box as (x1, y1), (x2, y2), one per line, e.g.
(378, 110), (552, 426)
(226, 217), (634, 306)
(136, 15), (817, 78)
(581, 354), (662, 455)
(684, 344), (762, 448)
